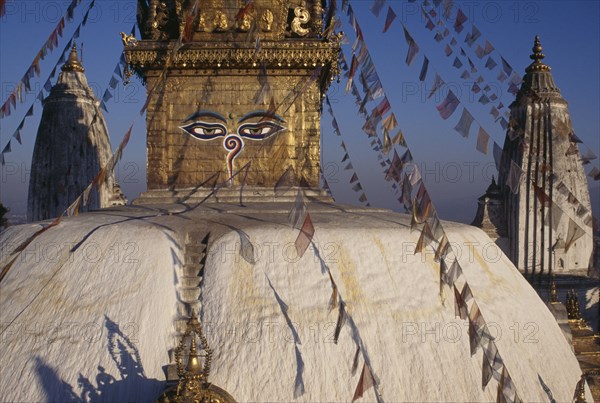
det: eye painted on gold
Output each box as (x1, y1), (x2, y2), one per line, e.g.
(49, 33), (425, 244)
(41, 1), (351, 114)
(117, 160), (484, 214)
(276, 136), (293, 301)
(179, 121), (227, 140)
(238, 121), (286, 140)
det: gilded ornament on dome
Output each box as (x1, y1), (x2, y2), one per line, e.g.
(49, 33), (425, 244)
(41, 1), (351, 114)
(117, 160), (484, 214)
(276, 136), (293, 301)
(196, 12), (206, 32)
(261, 9), (274, 32)
(291, 6), (310, 37)
(213, 11), (229, 32)
(238, 14), (253, 32)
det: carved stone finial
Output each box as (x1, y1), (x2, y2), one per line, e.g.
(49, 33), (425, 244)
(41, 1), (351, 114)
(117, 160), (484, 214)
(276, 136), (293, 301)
(62, 43), (85, 73)
(526, 35), (551, 73)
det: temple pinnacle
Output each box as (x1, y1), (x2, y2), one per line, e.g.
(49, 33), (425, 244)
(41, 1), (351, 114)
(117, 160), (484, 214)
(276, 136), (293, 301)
(62, 43), (85, 73)
(526, 35), (550, 72)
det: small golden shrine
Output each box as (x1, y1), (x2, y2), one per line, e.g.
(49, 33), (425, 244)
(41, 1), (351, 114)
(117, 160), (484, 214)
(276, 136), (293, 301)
(158, 313), (236, 402)
(126, 0), (340, 193)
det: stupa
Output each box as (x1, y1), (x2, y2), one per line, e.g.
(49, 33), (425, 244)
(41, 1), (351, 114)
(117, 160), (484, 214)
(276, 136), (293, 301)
(473, 37), (594, 277)
(0, 2), (592, 402)
(27, 44), (126, 222)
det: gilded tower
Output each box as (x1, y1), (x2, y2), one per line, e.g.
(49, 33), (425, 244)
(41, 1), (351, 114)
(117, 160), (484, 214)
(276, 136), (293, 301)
(498, 37), (593, 276)
(126, 0), (339, 201)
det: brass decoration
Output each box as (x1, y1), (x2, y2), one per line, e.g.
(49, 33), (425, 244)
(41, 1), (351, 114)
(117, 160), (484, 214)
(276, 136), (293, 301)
(261, 9), (274, 32)
(120, 32), (138, 47)
(526, 35), (551, 73)
(291, 7), (310, 37)
(575, 375), (587, 402)
(151, 1), (171, 39)
(310, 0), (324, 35)
(238, 14), (253, 32)
(62, 43), (85, 73)
(158, 313), (236, 403)
(213, 11), (229, 32)
(566, 289), (581, 320)
(196, 12), (206, 32)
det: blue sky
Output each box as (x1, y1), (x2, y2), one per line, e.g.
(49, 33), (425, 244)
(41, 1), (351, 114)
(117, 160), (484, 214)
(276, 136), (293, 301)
(1, 0), (598, 223)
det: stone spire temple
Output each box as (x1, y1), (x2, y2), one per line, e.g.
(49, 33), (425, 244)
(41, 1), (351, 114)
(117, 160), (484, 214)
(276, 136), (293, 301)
(496, 36), (593, 276)
(27, 44), (126, 222)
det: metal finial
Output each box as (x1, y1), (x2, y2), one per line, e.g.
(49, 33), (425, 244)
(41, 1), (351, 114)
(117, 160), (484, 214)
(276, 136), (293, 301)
(62, 43), (85, 73)
(575, 375), (587, 402)
(158, 312), (236, 402)
(526, 35), (550, 73)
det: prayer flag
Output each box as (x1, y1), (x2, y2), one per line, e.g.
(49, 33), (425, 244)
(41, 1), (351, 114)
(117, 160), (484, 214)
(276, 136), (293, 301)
(453, 108), (474, 138)
(370, 0), (386, 17)
(476, 127), (490, 155)
(436, 90), (460, 120)
(452, 57), (463, 69)
(295, 213), (315, 257)
(485, 56), (497, 70)
(419, 57), (429, 81)
(403, 27), (420, 66)
(501, 56), (513, 76)
(382, 6), (397, 32)
(465, 25), (481, 47)
(352, 362), (375, 402)
(564, 219), (585, 252)
(454, 8), (468, 32)
(428, 73), (444, 99)
(506, 161), (522, 194)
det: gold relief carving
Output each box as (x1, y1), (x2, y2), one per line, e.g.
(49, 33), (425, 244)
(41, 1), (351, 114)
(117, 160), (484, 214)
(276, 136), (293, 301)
(195, 12), (206, 32)
(261, 9), (274, 32)
(238, 13), (253, 32)
(291, 7), (310, 37)
(213, 11), (229, 32)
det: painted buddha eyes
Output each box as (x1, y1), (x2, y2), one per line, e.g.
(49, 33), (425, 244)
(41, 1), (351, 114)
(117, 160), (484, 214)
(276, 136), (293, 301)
(179, 121), (286, 140)
(179, 122), (227, 140)
(238, 121), (285, 139)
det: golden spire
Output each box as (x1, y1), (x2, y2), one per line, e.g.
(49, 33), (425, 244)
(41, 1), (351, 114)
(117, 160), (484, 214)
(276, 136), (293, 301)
(62, 43), (85, 73)
(526, 35), (550, 73)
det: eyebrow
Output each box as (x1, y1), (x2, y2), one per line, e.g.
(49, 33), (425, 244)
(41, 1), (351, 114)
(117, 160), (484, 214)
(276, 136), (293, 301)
(238, 110), (285, 123)
(183, 110), (226, 123)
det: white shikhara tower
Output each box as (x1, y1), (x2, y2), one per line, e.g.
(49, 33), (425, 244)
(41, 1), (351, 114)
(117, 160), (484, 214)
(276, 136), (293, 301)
(499, 36), (593, 277)
(27, 44), (125, 222)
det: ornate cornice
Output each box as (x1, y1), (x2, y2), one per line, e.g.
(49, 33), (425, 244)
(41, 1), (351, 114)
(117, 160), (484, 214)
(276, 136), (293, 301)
(126, 40), (339, 71)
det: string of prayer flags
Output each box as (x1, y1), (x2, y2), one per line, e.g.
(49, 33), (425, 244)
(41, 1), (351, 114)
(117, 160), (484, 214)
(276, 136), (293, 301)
(352, 362), (375, 402)
(476, 127), (490, 155)
(382, 6), (397, 33)
(453, 108), (474, 138)
(436, 90), (460, 119)
(403, 26), (420, 66)
(294, 213), (315, 258)
(0, 0), (85, 119)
